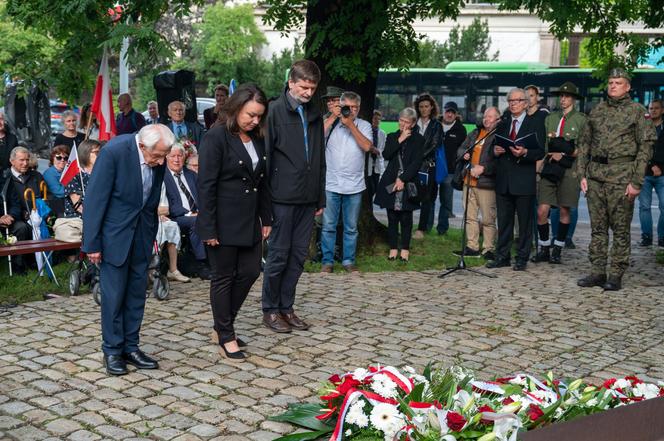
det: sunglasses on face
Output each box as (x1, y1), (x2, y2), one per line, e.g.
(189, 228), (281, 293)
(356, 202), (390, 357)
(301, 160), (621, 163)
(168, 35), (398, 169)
(55, 155), (69, 161)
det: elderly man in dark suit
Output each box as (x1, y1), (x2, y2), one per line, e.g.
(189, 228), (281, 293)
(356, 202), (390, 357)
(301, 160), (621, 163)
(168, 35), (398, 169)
(486, 88), (545, 271)
(163, 143), (210, 279)
(167, 101), (205, 147)
(8, 146), (44, 219)
(83, 124), (174, 376)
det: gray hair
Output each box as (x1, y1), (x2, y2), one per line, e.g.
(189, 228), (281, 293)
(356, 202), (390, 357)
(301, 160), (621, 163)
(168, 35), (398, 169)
(137, 123), (175, 151)
(78, 139), (101, 168)
(10, 146), (29, 160)
(399, 107), (417, 122)
(169, 142), (185, 155)
(340, 91), (361, 105)
(62, 110), (78, 121)
(507, 88), (526, 100)
(147, 100), (158, 107)
(484, 106), (500, 118)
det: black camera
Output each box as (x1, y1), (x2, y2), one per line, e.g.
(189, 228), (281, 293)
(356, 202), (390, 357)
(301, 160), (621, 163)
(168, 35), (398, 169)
(340, 105), (352, 117)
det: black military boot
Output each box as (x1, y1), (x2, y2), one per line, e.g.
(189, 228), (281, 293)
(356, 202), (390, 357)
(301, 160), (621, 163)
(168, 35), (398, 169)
(531, 246), (550, 263)
(577, 274), (606, 288)
(639, 235), (652, 246)
(549, 245), (562, 264)
(603, 276), (622, 291)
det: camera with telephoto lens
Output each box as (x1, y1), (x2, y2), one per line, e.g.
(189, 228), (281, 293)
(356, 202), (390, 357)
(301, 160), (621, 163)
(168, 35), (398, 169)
(340, 105), (352, 117)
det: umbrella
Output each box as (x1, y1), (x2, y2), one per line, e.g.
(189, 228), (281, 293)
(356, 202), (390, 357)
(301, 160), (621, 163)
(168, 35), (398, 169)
(24, 188), (57, 283)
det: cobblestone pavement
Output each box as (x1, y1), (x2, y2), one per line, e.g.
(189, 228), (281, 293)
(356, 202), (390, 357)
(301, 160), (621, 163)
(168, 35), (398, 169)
(1, 227), (663, 441)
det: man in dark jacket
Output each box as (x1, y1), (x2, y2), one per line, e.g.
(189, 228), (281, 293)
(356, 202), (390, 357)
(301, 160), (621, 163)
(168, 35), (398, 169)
(638, 99), (664, 247)
(8, 146), (44, 220)
(454, 107), (500, 260)
(436, 102), (467, 235)
(262, 60), (326, 333)
(486, 88), (545, 271)
(1, 170), (31, 274)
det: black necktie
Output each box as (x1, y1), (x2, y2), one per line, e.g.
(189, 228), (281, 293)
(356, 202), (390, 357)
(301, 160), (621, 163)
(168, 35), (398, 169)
(175, 173), (197, 213)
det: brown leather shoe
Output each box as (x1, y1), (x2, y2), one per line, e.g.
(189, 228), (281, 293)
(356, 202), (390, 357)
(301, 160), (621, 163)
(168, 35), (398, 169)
(263, 312), (292, 333)
(320, 264), (333, 273)
(342, 264), (359, 273)
(281, 312), (310, 330)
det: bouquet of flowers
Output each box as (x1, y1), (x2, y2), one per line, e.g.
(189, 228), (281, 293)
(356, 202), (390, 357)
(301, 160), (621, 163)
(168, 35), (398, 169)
(270, 365), (664, 441)
(0, 235), (17, 246)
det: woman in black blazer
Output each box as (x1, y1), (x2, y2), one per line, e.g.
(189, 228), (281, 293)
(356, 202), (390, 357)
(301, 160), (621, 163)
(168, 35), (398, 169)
(197, 84), (272, 360)
(374, 107), (425, 262)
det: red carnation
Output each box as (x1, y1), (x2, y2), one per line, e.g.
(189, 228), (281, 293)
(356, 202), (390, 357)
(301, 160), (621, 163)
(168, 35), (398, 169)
(502, 397), (514, 405)
(478, 405), (495, 425)
(526, 404), (544, 422)
(336, 377), (360, 395)
(602, 378), (617, 389)
(329, 374), (342, 384)
(446, 411), (466, 432)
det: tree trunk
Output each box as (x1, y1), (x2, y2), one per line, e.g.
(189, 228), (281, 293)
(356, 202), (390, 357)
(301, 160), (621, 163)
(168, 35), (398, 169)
(304, 0), (388, 253)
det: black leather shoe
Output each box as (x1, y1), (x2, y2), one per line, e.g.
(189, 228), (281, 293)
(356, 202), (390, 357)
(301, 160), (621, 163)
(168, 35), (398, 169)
(577, 274), (606, 288)
(513, 261), (527, 271)
(123, 350), (159, 369)
(263, 312), (292, 333)
(486, 259), (510, 269)
(549, 245), (562, 264)
(531, 246), (550, 263)
(603, 277), (622, 291)
(104, 355), (128, 376)
(197, 264), (212, 280)
(220, 343), (247, 360)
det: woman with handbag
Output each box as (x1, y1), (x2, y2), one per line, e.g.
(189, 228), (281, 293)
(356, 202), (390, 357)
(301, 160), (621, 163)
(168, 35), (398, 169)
(374, 108), (425, 262)
(196, 83), (272, 360)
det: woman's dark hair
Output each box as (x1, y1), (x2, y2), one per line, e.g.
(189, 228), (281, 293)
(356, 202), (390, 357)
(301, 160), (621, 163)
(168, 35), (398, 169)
(49, 145), (70, 166)
(215, 83), (269, 138)
(78, 139), (102, 169)
(414, 93), (440, 119)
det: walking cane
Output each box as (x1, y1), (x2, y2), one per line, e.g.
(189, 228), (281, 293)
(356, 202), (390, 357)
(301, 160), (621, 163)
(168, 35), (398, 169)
(40, 181), (49, 200)
(1, 173), (12, 276)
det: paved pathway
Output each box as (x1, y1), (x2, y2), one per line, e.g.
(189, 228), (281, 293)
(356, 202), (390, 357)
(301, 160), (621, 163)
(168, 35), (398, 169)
(1, 228), (663, 441)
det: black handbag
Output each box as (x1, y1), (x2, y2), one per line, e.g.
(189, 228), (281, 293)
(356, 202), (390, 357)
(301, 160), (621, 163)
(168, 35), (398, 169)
(540, 161), (565, 183)
(397, 152), (423, 203)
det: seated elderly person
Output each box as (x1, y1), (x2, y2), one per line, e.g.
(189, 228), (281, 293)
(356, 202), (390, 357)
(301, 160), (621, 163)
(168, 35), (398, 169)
(1, 172), (31, 273)
(42, 145), (70, 217)
(163, 143), (210, 279)
(53, 140), (101, 243)
(187, 154), (199, 174)
(9, 146), (44, 219)
(157, 184), (190, 283)
(166, 101), (204, 146)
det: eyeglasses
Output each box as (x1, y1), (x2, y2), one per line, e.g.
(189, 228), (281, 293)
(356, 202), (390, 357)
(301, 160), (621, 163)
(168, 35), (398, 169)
(507, 99), (526, 104)
(55, 155), (69, 161)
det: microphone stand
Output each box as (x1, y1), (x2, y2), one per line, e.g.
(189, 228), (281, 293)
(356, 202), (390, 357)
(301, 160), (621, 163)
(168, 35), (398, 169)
(439, 128), (497, 279)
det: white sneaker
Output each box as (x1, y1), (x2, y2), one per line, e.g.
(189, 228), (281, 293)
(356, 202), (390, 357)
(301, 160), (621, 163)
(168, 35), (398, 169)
(167, 270), (190, 283)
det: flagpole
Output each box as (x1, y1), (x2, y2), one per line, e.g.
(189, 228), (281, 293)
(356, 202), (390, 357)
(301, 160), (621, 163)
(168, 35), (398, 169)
(73, 142), (86, 196)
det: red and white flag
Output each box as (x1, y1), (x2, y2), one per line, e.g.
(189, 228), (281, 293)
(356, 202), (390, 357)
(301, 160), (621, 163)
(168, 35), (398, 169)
(91, 47), (116, 141)
(60, 142), (80, 187)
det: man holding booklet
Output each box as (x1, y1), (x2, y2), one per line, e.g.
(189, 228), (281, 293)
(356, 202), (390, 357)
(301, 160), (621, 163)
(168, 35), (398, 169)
(486, 88), (545, 271)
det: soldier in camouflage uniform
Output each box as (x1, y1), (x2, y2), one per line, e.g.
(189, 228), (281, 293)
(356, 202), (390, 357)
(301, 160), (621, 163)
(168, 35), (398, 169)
(576, 68), (657, 290)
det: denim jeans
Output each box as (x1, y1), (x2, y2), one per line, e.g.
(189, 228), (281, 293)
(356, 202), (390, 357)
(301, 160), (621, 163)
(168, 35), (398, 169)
(638, 175), (664, 240)
(436, 175), (454, 234)
(321, 191), (363, 265)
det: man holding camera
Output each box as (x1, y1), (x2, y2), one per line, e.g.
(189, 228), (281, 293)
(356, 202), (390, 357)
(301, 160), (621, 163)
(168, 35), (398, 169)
(320, 91), (373, 273)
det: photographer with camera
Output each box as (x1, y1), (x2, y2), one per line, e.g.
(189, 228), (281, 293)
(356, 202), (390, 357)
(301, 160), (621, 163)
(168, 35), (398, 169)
(320, 91), (373, 273)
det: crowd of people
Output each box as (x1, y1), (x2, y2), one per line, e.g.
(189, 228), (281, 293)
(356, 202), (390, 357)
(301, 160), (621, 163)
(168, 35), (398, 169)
(1, 59), (663, 373)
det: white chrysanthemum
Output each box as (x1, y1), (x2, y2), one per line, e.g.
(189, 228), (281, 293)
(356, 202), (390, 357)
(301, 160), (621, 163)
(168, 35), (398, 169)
(633, 382), (661, 399)
(346, 401), (369, 428)
(353, 368), (370, 382)
(369, 403), (405, 437)
(614, 378), (631, 389)
(371, 373), (399, 399)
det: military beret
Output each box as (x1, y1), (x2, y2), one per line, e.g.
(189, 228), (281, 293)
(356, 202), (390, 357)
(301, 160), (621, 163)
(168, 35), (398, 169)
(608, 68), (631, 81)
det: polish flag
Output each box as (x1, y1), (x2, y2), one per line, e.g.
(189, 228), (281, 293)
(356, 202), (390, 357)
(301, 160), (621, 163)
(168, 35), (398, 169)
(91, 47), (116, 141)
(60, 142), (80, 186)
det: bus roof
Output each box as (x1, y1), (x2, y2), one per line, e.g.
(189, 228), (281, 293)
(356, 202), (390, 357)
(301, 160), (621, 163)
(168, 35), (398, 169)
(381, 61), (664, 73)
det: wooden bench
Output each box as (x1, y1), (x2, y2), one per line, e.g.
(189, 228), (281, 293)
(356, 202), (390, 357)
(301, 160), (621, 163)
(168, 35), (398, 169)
(0, 238), (81, 257)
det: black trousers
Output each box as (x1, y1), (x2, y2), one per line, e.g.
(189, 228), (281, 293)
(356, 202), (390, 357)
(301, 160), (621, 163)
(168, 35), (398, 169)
(207, 241), (262, 344)
(496, 193), (535, 263)
(261, 203), (315, 313)
(387, 209), (413, 250)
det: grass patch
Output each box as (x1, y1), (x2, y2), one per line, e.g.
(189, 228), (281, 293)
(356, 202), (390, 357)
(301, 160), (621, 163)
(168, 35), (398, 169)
(657, 249), (664, 265)
(0, 259), (88, 306)
(304, 228), (486, 273)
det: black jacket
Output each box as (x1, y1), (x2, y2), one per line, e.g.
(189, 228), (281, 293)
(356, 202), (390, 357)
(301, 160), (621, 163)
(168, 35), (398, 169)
(456, 127), (497, 190)
(0, 132), (18, 172)
(443, 120), (468, 173)
(647, 124), (664, 176)
(492, 114), (545, 196)
(10, 169), (45, 219)
(419, 118), (443, 163)
(1, 173), (22, 219)
(374, 131), (425, 211)
(196, 125), (272, 247)
(266, 86), (326, 208)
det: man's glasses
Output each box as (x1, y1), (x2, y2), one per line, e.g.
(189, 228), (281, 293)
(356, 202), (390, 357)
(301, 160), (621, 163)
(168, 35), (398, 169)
(55, 155), (69, 161)
(507, 99), (526, 104)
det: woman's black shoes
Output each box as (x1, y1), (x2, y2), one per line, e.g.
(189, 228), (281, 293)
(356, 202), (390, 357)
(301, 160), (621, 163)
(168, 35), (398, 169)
(236, 338), (248, 348)
(220, 344), (247, 360)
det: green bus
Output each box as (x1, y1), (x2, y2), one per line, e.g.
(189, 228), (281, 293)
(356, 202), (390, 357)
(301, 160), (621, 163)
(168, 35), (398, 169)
(376, 61), (664, 132)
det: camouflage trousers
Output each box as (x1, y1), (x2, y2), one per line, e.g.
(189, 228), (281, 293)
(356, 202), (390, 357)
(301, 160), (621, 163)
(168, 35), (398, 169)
(587, 179), (634, 278)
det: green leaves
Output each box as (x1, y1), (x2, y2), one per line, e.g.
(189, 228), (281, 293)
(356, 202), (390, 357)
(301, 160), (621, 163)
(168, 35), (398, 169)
(269, 403), (335, 432)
